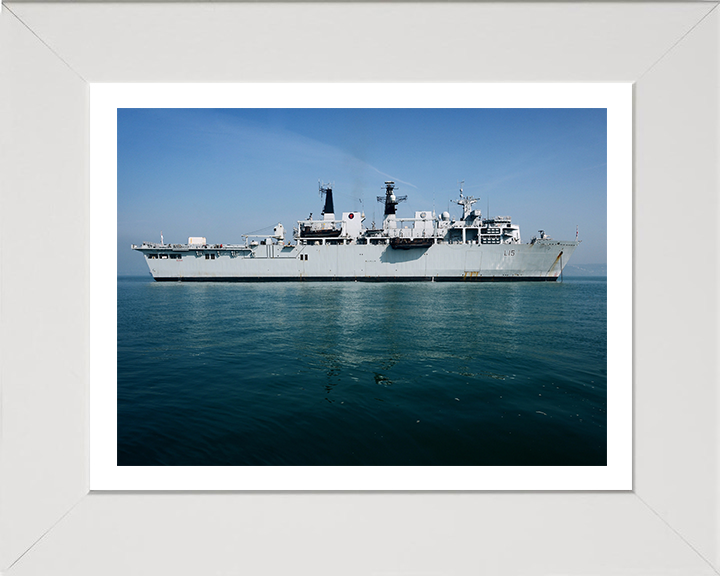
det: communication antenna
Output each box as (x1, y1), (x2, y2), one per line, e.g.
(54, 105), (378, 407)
(319, 179), (333, 194)
(160, 231), (164, 245)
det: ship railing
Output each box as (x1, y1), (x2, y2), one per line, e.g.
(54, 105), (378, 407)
(486, 216), (511, 222)
(297, 219), (345, 225)
(392, 217), (436, 224)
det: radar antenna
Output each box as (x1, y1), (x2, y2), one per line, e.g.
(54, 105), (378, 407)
(376, 181), (407, 216)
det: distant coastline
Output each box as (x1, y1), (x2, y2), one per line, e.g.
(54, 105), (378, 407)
(562, 263), (607, 277)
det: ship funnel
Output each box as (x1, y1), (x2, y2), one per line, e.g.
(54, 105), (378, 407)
(319, 181), (335, 216)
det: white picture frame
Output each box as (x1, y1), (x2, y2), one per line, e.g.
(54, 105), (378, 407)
(1, 2), (719, 574)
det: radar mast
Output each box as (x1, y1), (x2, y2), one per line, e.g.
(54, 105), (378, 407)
(452, 181), (479, 220)
(376, 181), (407, 217)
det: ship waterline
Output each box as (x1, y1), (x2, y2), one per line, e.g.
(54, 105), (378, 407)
(133, 181), (580, 281)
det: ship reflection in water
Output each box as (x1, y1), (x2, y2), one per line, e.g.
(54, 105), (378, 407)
(117, 277), (607, 466)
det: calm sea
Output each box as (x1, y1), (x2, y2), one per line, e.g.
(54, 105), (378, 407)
(118, 276), (607, 466)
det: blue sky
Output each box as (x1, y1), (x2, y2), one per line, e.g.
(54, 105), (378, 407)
(118, 108), (606, 275)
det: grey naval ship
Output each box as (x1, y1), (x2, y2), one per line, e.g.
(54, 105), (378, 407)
(132, 181), (580, 282)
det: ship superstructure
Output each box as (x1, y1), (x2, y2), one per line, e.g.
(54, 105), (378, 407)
(132, 181), (580, 281)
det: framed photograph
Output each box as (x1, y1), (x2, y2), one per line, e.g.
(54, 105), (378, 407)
(91, 83), (631, 491)
(2, 2), (718, 574)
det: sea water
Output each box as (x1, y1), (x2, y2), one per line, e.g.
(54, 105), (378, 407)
(117, 276), (607, 466)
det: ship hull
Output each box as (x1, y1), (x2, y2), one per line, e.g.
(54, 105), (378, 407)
(137, 240), (579, 282)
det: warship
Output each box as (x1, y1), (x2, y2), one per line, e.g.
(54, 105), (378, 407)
(132, 181), (580, 281)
